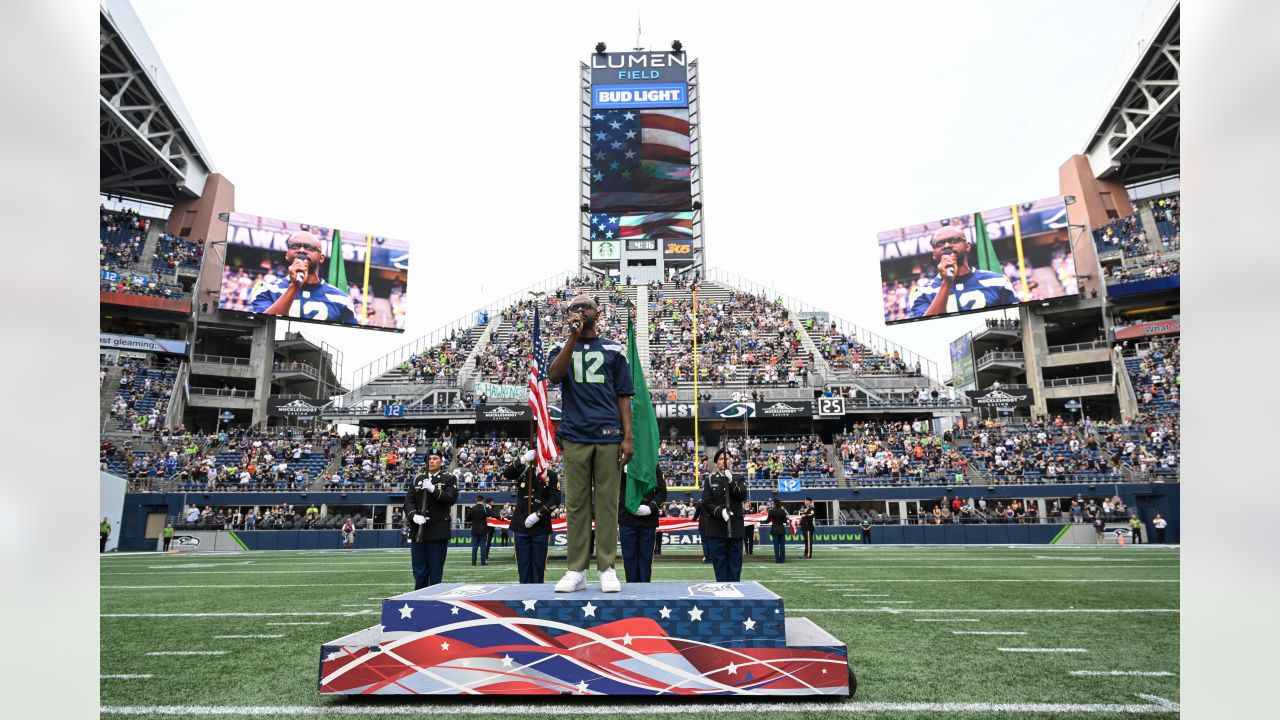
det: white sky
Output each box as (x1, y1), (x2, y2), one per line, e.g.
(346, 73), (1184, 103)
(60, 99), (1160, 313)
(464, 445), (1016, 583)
(129, 0), (1148, 386)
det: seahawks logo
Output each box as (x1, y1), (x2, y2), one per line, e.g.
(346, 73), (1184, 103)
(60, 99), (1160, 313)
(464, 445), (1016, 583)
(716, 402), (754, 419)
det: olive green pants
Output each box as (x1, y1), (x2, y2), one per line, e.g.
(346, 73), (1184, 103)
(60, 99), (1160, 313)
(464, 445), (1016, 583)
(560, 439), (620, 573)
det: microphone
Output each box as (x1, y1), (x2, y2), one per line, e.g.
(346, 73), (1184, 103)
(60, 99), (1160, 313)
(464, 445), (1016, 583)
(295, 258), (309, 285)
(940, 249), (956, 279)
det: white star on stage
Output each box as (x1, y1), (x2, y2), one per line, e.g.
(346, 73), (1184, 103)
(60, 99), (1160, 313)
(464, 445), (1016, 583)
(502, 655), (514, 668)
(688, 605), (704, 622)
(822, 668), (828, 674)
(450, 606), (459, 615)
(726, 662), (738, 675)
(659, 606), (672, 619)
(621, 633), (633, 646)
(775, 608), (780, 614)
(582, 602), (598, 617)
(398, 603), (413, 619)
(440, 641), (450, 651)
(743, 617), (757, 631)
(326, 652), (343, 662)
(576, 680), (590, 694)
(522, 599), (537, 611)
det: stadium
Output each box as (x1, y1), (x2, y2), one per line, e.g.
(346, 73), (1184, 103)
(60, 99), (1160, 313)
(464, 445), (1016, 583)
(94, 0), (1185, 716)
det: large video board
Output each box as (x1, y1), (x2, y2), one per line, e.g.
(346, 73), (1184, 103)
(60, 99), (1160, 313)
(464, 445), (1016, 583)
(219, 212), (408, 332)
(879, 196), (1077, 324)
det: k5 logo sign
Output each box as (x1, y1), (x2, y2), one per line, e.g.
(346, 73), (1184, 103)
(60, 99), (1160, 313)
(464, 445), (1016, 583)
(664, 240), (692, 256)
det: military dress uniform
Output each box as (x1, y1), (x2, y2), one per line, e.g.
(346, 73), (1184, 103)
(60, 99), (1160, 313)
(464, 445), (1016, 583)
(404, 468), (458, 589)
(699, 465), (748, 582)
(799, 501), (817, 559)
(767, 502), (789, 563)
(618, 468), (668, 583)
(503, 459), (561, 584)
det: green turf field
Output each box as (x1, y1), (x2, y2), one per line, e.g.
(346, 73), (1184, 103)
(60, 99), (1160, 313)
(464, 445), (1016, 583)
(100, 544), (1179, 718)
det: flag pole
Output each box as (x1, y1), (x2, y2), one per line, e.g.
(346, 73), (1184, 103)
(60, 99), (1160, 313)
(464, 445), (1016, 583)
(1010, 205), (1029, 298)
(692, 285), (700, 489)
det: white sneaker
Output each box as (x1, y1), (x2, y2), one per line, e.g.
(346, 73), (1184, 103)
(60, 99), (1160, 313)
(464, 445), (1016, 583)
(599, 567), (621, 593)
(555, 570), (586, 592)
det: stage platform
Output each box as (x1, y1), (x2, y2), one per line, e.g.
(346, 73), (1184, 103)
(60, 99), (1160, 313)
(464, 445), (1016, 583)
(318, 581), (853, 696)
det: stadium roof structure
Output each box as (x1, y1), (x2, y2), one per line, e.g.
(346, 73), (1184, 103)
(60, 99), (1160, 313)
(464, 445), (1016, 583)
(1082, 0), (1179, 185)
(100, 0), (216, 203)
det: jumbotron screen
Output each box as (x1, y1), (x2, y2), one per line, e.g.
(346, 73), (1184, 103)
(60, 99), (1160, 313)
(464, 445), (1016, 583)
(219, 212), (408, 332)
(879, 195), (1078, 324)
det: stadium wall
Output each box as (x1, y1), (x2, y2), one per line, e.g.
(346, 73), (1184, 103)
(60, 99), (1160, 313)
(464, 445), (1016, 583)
(115, 483), (1178, 551)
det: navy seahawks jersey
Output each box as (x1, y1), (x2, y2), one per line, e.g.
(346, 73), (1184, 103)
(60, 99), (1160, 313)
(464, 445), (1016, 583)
(248, 277), (359, 324)
(547, 336), (634, 444)
(909, 269), (1019, 318)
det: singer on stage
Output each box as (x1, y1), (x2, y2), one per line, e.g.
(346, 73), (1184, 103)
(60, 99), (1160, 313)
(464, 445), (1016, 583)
(908, 225), (1019, 318)
(248, 230), (359, 324)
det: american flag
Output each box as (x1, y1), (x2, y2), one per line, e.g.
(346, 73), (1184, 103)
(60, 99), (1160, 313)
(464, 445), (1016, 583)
(589, 109), (692, 213)
(527, 306), (558, 478)
(590, 211), (694, 242)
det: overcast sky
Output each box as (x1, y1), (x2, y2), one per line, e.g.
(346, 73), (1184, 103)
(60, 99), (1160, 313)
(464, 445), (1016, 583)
(129, 0), (1148, 386)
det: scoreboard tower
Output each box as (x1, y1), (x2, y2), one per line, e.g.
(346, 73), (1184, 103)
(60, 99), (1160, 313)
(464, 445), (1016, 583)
(579, 45), (704, 284)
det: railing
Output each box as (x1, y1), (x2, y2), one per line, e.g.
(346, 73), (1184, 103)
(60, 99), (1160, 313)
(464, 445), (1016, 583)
(976, 351), (1024, 368)
(706, 268), (942, 384)
(1047, 341), (1109, 354)
(273, 361), (321, 380)
(1043, 374), (1112, 388)
(345, 269), (575, 392)
(190, 386), (252, 398)
(193, 353), (250, 366)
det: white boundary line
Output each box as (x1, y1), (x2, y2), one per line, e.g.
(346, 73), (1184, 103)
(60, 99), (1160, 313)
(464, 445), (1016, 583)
(999, 648), (1087, 653)
(145, 651), (228, 656)
(100, 564), (1178, 576)
(1070, 670), (1177, 677)
(105, 611), (375, 618)
(100, 576), (1178, 590)
(100, 674), (153, 679)
(98, 694), (1180, 714)
(792, 608), (1178, 614)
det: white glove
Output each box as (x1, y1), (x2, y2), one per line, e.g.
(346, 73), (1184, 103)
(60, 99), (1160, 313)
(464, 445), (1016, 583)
(721, 509), (731, 522)
(634, 504), (652, 517)
(524, 512), (540, 528)
(413, 514), (426, 525)
(424, 478), (435, 492)
(522, 449), (536, 464)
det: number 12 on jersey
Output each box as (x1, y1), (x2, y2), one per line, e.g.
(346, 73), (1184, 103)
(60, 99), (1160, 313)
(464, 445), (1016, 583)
(571, 350), (606, 383)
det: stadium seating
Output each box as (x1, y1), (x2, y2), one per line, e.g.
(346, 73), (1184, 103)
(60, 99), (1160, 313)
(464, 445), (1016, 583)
(1122, 337), (1181, 418)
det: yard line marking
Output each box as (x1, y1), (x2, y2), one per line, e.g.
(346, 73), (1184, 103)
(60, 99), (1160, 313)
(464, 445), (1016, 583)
(101, 674), (153, 680)
(264, 622), (330, 626)
(792, 608), (1178, 614)
(999, 647), (1088, 653)
(1070, 670), (1176, 677)
(864, 600), (914, 604)
(97, 694), (1181, 714)
(100, 577), (1177, 591)
(213, 635), (284, 639)
(915, 618), (980, 622)
(842, 593), (890, 597)
(802, 579), (1179, 584)
(104, 611), (376, 619)
(952, 631), (1027, 635)
(145, 651), (228, 656)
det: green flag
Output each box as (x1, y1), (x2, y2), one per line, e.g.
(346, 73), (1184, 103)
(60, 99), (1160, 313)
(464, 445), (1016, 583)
(327, 229), (348, 290)
(971, 212), (1001, 273)
(624, 315), (659, 513)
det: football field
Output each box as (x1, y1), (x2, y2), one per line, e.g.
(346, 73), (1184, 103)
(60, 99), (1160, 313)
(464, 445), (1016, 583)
(101, 544), (1180, 718)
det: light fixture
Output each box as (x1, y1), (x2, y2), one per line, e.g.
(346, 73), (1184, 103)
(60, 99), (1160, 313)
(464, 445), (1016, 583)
(672, 40), (683, 52)
(595, 42), (607, 54)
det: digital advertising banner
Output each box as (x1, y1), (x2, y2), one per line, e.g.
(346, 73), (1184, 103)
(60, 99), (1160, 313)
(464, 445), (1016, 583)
(949, 333), (977, 392)
(219, 211), (409, 332)
(590, 51), (689, 110)
(879, 196), (1078, 324)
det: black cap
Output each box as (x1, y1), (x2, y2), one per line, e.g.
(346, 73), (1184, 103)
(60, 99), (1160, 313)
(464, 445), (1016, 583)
(805, 497), (813, 501)
(713, 448), (730, 464)
(427, 447), (444, 458)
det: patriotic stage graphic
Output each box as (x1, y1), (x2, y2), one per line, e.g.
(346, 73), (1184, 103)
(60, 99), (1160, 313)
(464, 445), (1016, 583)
(319, 582), (852, 696)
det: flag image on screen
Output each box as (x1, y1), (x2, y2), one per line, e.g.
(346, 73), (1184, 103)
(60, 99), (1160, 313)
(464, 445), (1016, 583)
(590, 212), (694, 242)
(589, 109), (692, 213)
